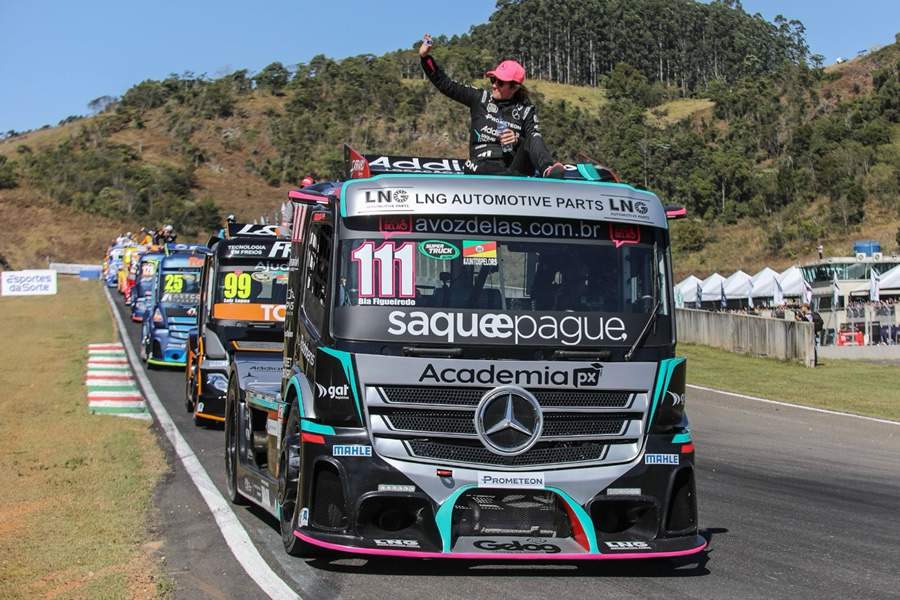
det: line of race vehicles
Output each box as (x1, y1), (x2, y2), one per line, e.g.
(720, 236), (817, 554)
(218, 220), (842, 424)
(102, 145), (706, 563)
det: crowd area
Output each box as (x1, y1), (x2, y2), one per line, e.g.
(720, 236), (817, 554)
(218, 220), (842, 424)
(115, 225), (177, 247)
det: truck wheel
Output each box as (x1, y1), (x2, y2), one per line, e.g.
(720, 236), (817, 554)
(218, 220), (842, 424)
(184, 370), (195, 413)
(278, 409), (317, 557)
(224, 384), (248, 505)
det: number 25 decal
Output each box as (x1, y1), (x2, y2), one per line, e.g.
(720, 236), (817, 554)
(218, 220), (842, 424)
(351, 241), (416, 298)
(164, 274), (184, 293)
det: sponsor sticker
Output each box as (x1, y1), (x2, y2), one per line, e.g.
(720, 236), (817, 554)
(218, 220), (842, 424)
(605, 541), (651, 550)
(477, 472), (545, 489)
(333, 445), (372, 457)
(609, 223), (641, 248)
(419, 362), (603, 387)
(386, 310), (628, 346)
(417, 240), (460, 261)
(212, 303), (286, 322)
(644, 453), (679, 465)
(362, 187), (411, 212)
(374, 539), (420, 548)
(473, 539), (560, 553)
(606, 488), (642, 496)
(299, 507), (309, 527)
(462, 240), (498, 266)
(315, 382), (349, 400)
(378, 484), (416, 493)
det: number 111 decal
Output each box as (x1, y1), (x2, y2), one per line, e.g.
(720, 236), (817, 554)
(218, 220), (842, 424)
(351, 241), (416, 298)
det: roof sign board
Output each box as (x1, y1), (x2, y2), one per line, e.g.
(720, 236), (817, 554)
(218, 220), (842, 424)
(340, 175), (667, 229)
(227, 223), (284, 238)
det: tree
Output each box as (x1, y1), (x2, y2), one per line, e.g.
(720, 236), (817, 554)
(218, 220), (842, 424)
(0, 156), (17, 189)
(254, 62), (290, 95)
(87, 95), (117, 114)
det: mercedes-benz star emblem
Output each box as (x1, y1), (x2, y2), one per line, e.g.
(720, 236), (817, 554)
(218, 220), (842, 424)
(475, 386), (543, 456)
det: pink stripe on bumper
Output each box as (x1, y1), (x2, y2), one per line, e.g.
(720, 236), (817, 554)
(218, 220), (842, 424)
(294, 531), (707, 560)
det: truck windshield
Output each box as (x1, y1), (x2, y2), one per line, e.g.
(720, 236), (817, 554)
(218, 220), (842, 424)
(215, 264), (288, 304)
(333, 226), (670, 348)
(160, 269), (201, 305)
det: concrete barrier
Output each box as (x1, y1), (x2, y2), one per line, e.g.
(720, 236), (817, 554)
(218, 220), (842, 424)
(676, 308), (816, 367)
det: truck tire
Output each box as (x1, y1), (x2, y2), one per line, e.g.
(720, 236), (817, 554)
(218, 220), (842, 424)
(278, 408), (318, 557)
(224, 381), (248, 506)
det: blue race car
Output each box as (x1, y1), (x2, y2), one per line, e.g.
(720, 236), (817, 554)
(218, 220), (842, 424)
(141, 250), (206, 367)
(131, 252), (164, 322)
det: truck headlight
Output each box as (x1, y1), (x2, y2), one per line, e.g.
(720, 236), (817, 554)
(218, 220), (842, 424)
(206, 373), (228, 392)
(650, 359), (687, 433)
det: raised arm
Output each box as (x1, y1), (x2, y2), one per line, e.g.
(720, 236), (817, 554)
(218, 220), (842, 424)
(419, 33), (482, 107)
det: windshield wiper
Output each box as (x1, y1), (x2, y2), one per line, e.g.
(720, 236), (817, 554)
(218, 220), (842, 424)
(402, 346), (463, 358)
(552, 349), (612, 361)
(624, 298), (662, 362)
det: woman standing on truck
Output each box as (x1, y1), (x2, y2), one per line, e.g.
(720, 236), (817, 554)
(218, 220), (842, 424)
(419, 33), (565, 178)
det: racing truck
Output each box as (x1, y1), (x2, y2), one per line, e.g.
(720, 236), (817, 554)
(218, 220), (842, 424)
(131, 251), (164, 322)
(224, 148), (703, 560)
(104, 245), (126, 288)
(141, 247), (207, 367)
(184, 224), (290, 426)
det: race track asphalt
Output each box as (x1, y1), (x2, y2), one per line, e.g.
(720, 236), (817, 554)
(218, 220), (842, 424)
(113, 296), (900, 600)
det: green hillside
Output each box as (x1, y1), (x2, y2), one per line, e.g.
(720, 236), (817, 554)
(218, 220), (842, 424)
(0, 1), (897, 275)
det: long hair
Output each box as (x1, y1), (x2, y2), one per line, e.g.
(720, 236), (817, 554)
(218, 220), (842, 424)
(513, 84), (530, 103)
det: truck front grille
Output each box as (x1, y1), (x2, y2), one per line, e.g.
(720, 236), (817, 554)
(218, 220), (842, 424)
(407, 439), (609, 467)
(381, 409), (629, 438)
(380, 385), (633, 408)
(367, 384), (647, 469)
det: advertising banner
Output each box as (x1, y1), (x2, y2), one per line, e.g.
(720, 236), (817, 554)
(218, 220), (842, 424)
(1, 270), (58, 296)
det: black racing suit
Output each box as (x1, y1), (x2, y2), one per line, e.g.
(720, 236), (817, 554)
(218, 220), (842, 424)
(421, 55), (554, 176)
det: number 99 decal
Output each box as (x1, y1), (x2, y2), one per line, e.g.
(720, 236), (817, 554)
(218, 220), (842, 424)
(223, 272), (252, 299)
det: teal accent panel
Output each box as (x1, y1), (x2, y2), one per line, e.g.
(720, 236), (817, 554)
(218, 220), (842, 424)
(576, 163), (600, 181)
(246, 392), (280, 412)
(300, 419), (336, 435)
(671, 432), (692, 444)
(319, 347), (363, 421)
(436, 485), (476, 552)
(648, 357), (686, 426)
(546, 486), (599, 553)
(287, 376), (305, 417)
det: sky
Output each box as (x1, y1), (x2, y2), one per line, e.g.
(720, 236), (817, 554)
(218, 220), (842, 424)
(1, 1), (898, 133)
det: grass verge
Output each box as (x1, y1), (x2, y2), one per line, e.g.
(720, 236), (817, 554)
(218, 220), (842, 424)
(0, 278), (168, 599)
(679, 342), (900, 421)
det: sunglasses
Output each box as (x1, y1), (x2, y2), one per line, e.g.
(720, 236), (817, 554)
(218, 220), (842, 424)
(490, 77), (518, 88)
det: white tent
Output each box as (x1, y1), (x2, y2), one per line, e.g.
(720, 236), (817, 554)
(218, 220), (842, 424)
(778, 266), (806, 297)
(699, 273), (725, 302)
(750, 267), (780, 298)
(878, 264), (900, 291)
(676, 275), (702, 304)
(847, 264), (900, 296)
(723, 270), (753, 300)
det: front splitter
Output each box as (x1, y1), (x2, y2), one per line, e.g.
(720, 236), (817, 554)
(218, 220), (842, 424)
(294, 531), (707, 560)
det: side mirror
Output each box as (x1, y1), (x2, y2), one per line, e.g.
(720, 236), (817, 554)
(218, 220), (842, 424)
(665, 205), (687, 220)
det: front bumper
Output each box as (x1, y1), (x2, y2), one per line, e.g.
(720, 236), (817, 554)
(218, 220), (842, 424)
(294, 425), (704, 559)
(148, 329), (190, 366)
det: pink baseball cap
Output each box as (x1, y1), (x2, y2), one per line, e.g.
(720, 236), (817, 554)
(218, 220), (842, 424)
(486, 60), (526, 84)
